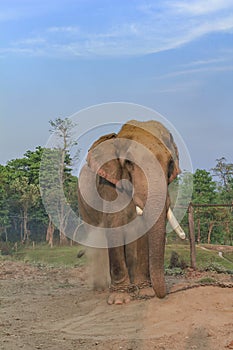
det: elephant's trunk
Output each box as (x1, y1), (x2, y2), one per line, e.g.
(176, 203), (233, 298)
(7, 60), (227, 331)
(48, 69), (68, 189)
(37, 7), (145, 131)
(133, 178), (167, 298)
(148, 205), (167, 298)
(131, 162), (168, 298)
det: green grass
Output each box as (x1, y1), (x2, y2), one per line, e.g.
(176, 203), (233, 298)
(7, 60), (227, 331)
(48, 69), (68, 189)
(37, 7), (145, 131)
(197, 277), (217, 284)
(1, 242), (233, 272)
(165, 244), (190, 267)
(165, 244), (233, 271)
(224, 252), (233, 263)
(196, 247), (233, 271)
(11, 243), (86, 267)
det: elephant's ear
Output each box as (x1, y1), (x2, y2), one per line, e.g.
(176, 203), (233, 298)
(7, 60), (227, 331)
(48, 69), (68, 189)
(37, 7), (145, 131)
(86, 133), (122, 186)
(167, 133), (181, 183)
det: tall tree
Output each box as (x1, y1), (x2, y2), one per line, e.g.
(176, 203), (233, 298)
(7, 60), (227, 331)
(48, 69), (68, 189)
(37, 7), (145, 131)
(48, 117), (78, 245)
(6, 155), (41, 242)
(212, 157), (233, 202)
(10, 176), (39, 242)
(193, 169), (217, 204)
(192, 169), (217, 243)
(5, 148), (49, 242)
(211, 158), (233, 244)
(0, 165), (9, 241)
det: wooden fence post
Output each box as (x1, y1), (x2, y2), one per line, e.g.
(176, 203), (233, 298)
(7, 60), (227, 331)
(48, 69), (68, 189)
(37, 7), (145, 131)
(188, 203), (196, 270)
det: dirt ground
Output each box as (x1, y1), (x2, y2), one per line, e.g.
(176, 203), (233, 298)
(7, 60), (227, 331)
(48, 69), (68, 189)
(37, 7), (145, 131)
(0, 260), (233, 350)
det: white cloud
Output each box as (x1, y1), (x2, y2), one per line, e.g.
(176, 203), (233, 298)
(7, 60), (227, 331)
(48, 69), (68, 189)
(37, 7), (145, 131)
(0, 47), (45, 56)
(156, 65), (233, 79)
(48, 26), (80, 33)
(13, 37), (46, 46)
(181, 58), (229, 67)
(1, 1), (233, 58)
(170, 0), (233, 15)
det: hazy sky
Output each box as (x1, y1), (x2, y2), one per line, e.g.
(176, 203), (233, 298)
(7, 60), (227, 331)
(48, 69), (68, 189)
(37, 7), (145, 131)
(1, 0), (233, 170)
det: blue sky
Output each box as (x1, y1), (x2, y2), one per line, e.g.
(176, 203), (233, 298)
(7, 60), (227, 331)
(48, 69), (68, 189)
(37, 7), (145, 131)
(1, 0), (233, 170)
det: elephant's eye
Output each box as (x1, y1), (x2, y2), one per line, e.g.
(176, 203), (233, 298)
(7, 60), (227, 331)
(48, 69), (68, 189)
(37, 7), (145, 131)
(125, 159), (134, 169)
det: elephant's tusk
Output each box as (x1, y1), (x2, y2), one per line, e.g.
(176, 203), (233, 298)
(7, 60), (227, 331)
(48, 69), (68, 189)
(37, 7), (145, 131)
(136, 206), (143, 216)
(167, 208), (186, 240)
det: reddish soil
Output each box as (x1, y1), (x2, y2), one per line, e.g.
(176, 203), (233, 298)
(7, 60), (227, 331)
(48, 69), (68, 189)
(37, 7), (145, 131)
(0, 260), (233, 350)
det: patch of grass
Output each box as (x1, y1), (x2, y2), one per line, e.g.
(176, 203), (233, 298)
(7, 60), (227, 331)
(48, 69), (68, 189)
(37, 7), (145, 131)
(13, 243), (86, 267)
(3, 241), (233, 273)
(57, 282), (76, 289)
(196, 246), (233, 271)
(0, 242), (13, 256)
(165, 267), (184, 276)
(224, 252), (233, 263)
(197, 277), (217, 285)
(165, 244), (233, 272)
(202, 262), (233, 275)
(165, 244), (190, 268)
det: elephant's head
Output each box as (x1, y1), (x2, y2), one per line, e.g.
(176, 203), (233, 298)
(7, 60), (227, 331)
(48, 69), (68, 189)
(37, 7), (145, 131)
(86, 120), (184, 238)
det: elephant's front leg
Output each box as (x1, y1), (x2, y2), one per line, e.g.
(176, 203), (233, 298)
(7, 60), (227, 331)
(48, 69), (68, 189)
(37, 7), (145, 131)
(107, 231), (132, 305)
(109, 245), (129, 284)
(125, 240), (137, 283)
(101, 186), (131, 305)
(108, 245), (131, 305)
(134, 234), (156, 299)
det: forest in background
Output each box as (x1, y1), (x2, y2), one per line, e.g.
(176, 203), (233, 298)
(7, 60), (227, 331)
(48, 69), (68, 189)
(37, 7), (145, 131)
(0, 118), (233, 247)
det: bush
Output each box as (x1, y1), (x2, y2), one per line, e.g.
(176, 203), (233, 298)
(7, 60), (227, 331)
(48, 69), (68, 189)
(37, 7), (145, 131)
(0, 242), (12, 256)
(169, 251), (187, 269)
(203, 262), (233, 274)
(197, 277), (217, 284)
(165, 267), (184, 276)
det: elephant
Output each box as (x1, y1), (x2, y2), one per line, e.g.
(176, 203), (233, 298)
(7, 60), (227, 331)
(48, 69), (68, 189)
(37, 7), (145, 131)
(77, 120), (185, 304)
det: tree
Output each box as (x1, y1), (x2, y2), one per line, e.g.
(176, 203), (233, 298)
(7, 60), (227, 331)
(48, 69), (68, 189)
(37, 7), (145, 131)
(212, 157), (233, 199)
(211, 158), (233, 244)
(192, 169), (217, 243)
(4, 148), (49, 242)
(212, 157), (233, 202)
(0, 165), (10, 241)
(48, 117), (78, 245)
(6, 155), (42, 242)
(0, 141), (78, 245)
(11, 176), (39, 242)
(193, 169), (217, 204)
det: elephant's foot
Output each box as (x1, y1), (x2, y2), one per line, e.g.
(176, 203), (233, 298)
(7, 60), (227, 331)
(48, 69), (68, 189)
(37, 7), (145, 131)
(107, 292), (131, 305)
(139, 286), (155, 299)
(131, 279), (155, 299)
(108, 278), (131, 305)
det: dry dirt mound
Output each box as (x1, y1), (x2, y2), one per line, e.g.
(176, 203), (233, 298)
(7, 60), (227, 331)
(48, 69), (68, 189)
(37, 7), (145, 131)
(0, 260), (233, 350)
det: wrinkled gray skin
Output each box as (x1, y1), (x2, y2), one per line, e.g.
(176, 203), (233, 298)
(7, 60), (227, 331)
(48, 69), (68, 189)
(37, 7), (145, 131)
(77, 120), (180, 304)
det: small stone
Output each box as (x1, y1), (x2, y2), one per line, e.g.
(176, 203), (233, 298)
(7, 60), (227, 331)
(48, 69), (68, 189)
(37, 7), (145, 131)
(226, 340), (233, 349)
